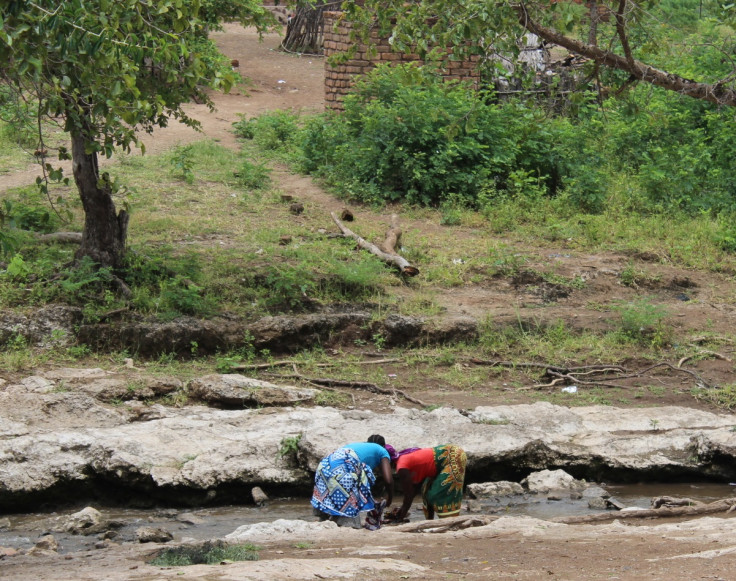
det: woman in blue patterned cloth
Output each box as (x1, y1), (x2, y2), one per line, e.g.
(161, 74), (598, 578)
(311, 434), (396, 528)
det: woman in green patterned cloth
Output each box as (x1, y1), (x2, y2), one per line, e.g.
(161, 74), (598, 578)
(393, 444), (467, 521)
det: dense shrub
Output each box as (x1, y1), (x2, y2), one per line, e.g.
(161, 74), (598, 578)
(298, 64), (591, 208)
(233, 110), (300, 151)
(301, 64), (532, 206)
(297, 29), (736, 217)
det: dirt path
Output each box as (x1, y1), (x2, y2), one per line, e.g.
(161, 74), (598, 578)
(0, 24), (324, 191)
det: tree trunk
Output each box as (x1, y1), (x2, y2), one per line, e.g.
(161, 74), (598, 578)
(71, 131), (128, 269)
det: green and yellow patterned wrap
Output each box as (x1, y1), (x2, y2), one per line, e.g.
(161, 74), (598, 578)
(421, 444), (467, 518)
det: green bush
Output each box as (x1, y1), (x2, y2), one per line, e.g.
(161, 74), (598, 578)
(299, 64), (576, 208)
(302, 64), (507, 205)
(1, 199), (59, 234)
(295, 53), (736, 219)
(169, 144), (196, 184)
(234, 110), (299, 151)
(613, 298), (671, 347)
(235, 159), (271, 190)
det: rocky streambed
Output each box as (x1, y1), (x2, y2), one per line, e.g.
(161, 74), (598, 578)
(4, 366), (736, 579)
(3, 366), (736, 511)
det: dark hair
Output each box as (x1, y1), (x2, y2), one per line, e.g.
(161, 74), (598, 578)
(367, 434), (386, 447)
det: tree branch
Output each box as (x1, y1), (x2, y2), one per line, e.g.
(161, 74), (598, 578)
(331, 212), (419, 276)
(267, 370), (428, 407)
(514, 1), (736, 106)
(614, 0), (635, 69)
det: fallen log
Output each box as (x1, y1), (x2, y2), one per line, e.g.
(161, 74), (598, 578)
(392, 514), (497, 533)
(330, 212), (419, 276)
(37, 232), (83, 244)
(553, 497), (736, 524)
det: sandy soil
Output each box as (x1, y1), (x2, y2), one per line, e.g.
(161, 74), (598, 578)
(4, 23), (736, 581)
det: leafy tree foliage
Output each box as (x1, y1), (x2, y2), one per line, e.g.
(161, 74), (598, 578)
(342, 0), (736, 107)
(0, 0), (273, 268)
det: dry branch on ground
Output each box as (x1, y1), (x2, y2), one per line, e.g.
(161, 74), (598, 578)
(553, 497), (736, 524)
(231, 358), (402, 371)
(392, 515), (497, 533)
(468, 358), (712, 390)
(266, 367), (428, 407)
(330, 212), (419, 276)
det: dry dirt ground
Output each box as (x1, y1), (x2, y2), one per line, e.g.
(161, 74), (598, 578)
(4, 24), (736, 581)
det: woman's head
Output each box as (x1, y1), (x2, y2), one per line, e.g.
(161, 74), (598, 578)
(368, 434), (398, 462)
(367, 434), (386, 447)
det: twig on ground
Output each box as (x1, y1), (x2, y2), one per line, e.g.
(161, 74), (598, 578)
(230, 358), (402, 371)
(266, 369), (428, 407)
(470, 358), (713, 391)
(687, 345), (732, 362)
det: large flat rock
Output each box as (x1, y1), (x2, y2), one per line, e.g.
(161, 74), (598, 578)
(2, 369), (736, 508)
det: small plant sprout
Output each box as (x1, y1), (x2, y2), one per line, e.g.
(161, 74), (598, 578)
(278, 434), (302, 459)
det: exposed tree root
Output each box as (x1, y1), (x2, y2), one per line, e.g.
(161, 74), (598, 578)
(266, 367), (428, 407)
(468, 358), (712, 390)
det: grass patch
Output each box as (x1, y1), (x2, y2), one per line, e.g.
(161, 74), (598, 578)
(314, 390), (351, 407)
(149, 541), (259, 566)
(692, 385), (736, 411)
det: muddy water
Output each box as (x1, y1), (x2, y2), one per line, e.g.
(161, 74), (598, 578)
(486, 482), (736, 520)
(0, 500), (314, 554)
(2, 483), (734, 554)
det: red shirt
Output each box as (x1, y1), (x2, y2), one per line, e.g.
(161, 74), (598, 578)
(395, 448), (437, 484)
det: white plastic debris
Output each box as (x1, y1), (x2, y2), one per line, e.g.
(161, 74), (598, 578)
(561, 386), (578, 394)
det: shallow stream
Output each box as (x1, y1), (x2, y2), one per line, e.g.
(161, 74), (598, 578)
(2, 482), (734, 555)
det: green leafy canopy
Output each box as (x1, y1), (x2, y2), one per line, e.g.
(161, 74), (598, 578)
(0, 0), (273, 157)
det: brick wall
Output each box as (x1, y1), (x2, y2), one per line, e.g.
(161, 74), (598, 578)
(323, 11), (480, 110)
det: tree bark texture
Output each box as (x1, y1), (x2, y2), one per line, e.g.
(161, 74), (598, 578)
(71, 131), (128, 269)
